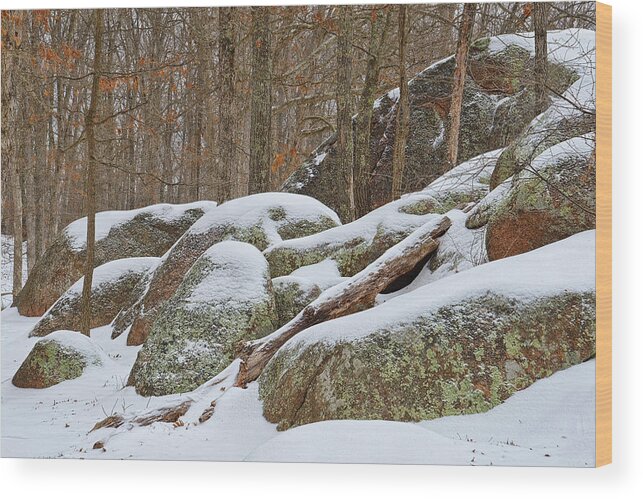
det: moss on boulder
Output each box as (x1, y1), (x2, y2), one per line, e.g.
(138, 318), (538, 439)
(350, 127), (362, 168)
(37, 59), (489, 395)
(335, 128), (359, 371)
(465, 180), (513, 230)
(265, 197), (449, 279)
(261, 292), (594, 430)
(30, 257), (157, 338)
(14, 202), (214, 317)
(259, 232), (596, 429)
(486, 134), (595, 261)
(283, 29), (588, 219)
(128, 241), (278, 396)
(272, 276), (322, 327)
(12, 331), (105, 389)
(125, 193), (339, 346)
(489, 70), (595, 190)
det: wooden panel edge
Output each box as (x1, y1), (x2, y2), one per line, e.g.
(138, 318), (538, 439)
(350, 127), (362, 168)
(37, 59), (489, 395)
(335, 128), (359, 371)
(596, 1), (612, 468)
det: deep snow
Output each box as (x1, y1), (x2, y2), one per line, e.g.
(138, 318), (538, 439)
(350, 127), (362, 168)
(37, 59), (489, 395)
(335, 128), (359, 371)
(0, 303), (595, 465)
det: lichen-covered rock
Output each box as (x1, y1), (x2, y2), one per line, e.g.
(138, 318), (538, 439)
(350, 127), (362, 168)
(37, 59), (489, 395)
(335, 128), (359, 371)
(272, 276), (322, 327)
(417, 148), (502, 210)
(486, 134), (595, 261)
(264, 197), (447, 279)
(125, 193), (339, 346)
(12, 331), (107, 389)
(14, 201), (215, 317)
(29, 257), (158, 338)
(259, 231), (596, 430)
(128, 241), (278, 396)
(271, 259), (347, 327)
(283, 29), (589, 219)
(465, 180), (512, 229)
(489, 69), (595, 189)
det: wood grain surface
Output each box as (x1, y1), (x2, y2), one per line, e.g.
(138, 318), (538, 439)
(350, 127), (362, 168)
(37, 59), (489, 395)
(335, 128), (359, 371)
(596, 1), (612, 468)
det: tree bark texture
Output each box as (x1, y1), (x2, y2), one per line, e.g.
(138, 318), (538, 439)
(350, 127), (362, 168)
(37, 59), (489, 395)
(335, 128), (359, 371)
(446, 2), (476, 169)
(80, 9), (105, 336)
(248, 7), (273, 195)
(391, 4), (410, 201)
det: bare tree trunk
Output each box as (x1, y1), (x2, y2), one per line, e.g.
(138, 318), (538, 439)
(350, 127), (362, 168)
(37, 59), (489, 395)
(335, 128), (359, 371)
(218, 7), (236, 202)
(22, 16), (38, 274)
(34, 121), (47, 258)
(446, 3), (476, 169)
(335, 5), (355, 222)
(80, 9), (104, 336)
(534, 2), (549, 114)
(353, 7), (392, 218)
(10, 169), (24, 300)
(235, 216), (451, 386)
(248, 6), (272, 194)
(24, 157), (37, 273)
(2, 11), (25, 299)
(391, 4), (410, 201)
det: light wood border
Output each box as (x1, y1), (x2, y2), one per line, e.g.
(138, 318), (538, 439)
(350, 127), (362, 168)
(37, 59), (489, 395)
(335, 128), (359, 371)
(596, 1), (612, 467)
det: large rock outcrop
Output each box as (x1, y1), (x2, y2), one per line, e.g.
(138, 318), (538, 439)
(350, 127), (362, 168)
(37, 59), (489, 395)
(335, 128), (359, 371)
(282, 29), (590, 220)
(259, 231), (596, 430)
(121, 193), (340, 345)
(485, 134), (595, 261)
(489, 69), (596, 189)
(12, 331), (107, 389)
(29, 257), (158, 338)
(127, 241), (278, 396)
(265, 191), (452, 280)
(14, 201), (215, 317)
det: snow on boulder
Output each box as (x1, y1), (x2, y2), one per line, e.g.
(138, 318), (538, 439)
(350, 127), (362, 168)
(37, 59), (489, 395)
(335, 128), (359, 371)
(287, 259), (347, 291)
(29, 257), (158, 338)
(124, 193), (339, 346)
(416, 148), (503, 210)
(265, 194), (448, 279)
(282, 28), (589, 219)
(247, 361), (595, 466)
(486, 134), (595, 261)
(268, 149), (498, 288)
(259, 231), (596, 430)
(490, 64), (595, 189)
(14, 201), (215, 317)
(128, 241), (278, 396)
(465, 179), (513, 229)
(272, 260), (347, 327)
(12, 331), (108, 389)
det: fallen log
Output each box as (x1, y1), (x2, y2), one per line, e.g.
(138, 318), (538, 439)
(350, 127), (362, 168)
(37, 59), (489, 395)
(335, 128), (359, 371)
(235, 215), (451, 386)
(89, 361), (241, 434)
(91, 401), (192, 432)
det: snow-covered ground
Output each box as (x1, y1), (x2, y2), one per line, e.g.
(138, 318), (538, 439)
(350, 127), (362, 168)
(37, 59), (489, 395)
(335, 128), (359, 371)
(1, 235), (27, 309)
(1, 299), (595, 465)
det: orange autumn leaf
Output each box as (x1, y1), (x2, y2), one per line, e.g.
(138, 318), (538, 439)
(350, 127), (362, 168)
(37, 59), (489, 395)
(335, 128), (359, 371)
(271, 153), (286, 173)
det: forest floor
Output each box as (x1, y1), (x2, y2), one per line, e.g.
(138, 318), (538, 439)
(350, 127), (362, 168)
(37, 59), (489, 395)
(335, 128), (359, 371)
(1, 302), (595, 466)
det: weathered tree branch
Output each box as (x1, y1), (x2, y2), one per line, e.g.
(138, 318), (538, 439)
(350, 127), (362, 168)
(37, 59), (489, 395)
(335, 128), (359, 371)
(235, 215), (451, 387)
